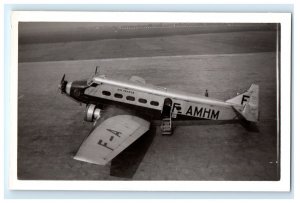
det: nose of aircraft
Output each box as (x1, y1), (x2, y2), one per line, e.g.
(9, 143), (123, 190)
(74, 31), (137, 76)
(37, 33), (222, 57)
(59, 74), (88, 102)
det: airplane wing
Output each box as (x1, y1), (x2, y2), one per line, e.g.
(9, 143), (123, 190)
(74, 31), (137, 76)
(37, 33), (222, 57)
(74, 108), (150, 165)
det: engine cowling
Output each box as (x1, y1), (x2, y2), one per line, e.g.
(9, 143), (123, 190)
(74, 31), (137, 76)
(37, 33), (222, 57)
(84, 104), (101, 122)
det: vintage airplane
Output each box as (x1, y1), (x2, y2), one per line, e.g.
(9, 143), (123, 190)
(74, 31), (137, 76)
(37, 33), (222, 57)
(59, 68), (259, 167)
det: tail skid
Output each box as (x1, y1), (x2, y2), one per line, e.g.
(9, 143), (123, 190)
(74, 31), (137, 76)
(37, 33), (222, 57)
(226, 84), (260, 122)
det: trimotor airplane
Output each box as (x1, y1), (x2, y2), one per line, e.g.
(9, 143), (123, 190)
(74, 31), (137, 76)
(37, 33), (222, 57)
(59, 67), (259, 166)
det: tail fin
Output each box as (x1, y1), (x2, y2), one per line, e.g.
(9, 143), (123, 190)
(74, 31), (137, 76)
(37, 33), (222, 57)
(226, 84), (259, 122)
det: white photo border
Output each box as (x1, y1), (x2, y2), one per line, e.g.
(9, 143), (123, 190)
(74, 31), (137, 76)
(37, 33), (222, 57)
(9, 11), (291, 192)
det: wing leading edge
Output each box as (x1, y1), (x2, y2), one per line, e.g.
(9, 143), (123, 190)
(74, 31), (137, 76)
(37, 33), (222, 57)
(74, 115), (150, 165)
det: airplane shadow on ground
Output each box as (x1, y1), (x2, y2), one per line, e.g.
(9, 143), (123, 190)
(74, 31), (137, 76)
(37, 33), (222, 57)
(171, 119), (259, 132)
(110, 125), (157, 178)
(109, 119), (258, 179)
(239, 120), (260, 132)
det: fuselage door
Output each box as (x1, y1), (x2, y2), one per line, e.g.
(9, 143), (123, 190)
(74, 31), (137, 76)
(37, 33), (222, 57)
(161, 98), (172, 118)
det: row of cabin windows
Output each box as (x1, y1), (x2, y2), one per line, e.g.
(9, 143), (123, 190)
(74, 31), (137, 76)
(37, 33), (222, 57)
(101, 90), (159, 106)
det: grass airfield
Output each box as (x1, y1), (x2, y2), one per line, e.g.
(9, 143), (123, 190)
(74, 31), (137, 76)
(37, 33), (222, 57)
(17, 24), (279, 180)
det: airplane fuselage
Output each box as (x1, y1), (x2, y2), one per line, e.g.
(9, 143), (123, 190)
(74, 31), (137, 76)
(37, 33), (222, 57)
(65, 75), (240, 122)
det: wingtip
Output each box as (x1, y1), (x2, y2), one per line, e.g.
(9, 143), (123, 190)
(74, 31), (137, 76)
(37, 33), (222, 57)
(73, 155), (108, 165)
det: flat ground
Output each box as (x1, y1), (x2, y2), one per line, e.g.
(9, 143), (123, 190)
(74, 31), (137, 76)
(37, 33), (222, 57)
(17, 23), (279, 180)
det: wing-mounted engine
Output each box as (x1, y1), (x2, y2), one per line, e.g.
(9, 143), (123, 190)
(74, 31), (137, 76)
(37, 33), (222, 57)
(84, 104), (101, 122)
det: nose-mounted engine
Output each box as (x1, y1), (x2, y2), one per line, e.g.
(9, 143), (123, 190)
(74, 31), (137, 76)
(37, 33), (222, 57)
(85, 104), (101, 122)
(58, 74), (73, 95)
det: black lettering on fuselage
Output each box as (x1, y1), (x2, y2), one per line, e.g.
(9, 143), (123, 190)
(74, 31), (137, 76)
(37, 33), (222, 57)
(203, 108), (211, 118)
(106, 129), (122, 137)
(172, 102), (182, 114)
(117, 88), (134, 94)
(185, 105), (220, 120)
(210, 109), (220, 120)
(193, 106), (203, 117)
(186, 106), (193, 116)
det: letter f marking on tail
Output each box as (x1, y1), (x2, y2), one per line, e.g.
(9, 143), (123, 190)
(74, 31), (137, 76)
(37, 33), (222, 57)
(241, 95), (250, 105)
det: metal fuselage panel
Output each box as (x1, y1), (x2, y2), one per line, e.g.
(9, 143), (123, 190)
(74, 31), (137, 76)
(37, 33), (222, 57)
(92, 76), (231, 107)
(84, 78), (237, 121)
(85, 84), (164, 111)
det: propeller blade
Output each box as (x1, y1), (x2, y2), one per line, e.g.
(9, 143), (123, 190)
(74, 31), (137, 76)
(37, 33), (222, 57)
(59, 74), (67, 94)
(61, 74), (66, 84)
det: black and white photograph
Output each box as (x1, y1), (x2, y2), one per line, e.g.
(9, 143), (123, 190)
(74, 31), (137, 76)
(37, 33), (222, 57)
(10, 12), (291, 191)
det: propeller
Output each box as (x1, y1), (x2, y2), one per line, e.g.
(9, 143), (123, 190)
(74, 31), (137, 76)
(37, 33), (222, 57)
(58, 74), (67, 94)
(61, 74), (65, 84)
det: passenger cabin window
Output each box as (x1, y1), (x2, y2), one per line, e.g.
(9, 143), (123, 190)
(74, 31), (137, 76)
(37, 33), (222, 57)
(138, 98), (147, 104)
(126, 96), (135, 101)
(150, 101), (159, 106)
(114, 93), (123, 99)
(102, 91), (111, 96)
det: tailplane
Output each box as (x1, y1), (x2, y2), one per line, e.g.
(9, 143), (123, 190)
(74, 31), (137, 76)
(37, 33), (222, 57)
(226, 84), (259, 122)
